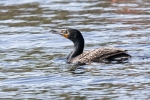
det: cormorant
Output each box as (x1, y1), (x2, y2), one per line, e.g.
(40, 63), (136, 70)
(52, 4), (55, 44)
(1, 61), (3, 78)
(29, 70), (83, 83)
(50, 29), (131, 65)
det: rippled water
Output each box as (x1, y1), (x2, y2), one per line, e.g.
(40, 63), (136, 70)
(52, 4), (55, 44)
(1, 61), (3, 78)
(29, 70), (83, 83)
(0, 0), (150, 99)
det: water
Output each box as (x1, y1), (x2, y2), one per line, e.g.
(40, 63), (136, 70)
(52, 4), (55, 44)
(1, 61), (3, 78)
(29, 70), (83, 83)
(0, 0), (150, 99)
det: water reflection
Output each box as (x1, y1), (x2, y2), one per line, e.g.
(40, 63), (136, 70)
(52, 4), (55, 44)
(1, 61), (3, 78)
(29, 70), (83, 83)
(0, 0), (150, 99)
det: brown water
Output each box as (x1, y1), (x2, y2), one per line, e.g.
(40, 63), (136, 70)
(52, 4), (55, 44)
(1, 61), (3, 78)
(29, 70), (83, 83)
(0, 0), (150, 99)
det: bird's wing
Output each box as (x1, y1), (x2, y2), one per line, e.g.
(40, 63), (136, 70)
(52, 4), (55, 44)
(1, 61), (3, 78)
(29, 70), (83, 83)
(71, 47), (127, 63)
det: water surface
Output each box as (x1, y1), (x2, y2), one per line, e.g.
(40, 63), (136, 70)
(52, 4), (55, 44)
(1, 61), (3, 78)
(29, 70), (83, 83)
(0, 0), (150, 99)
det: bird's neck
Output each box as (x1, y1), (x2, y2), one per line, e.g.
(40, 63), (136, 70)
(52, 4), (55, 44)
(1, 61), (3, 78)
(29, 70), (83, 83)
(67, 37), (84, 63)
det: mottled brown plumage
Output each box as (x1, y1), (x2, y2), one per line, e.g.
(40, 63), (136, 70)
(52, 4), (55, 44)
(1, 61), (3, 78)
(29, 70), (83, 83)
(50, 28), (131, 65)
(71, 47), (129, 64)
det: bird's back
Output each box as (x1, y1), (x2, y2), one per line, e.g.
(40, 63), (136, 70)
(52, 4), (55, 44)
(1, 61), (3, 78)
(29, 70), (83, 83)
(71, 47), (130, 64)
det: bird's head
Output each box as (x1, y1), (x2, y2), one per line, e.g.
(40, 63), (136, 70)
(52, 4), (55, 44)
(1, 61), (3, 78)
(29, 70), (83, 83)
(50, 28), (83, 42)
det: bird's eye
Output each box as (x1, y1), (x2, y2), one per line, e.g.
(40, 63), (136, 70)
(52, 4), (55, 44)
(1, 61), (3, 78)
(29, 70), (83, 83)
(63, 30), (68, 34)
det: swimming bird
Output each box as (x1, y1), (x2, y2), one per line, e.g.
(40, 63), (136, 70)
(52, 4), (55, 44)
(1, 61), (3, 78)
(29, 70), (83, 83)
(50, 29), (131, 65)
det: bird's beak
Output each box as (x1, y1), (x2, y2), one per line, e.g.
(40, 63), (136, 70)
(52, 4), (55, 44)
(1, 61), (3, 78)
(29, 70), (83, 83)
(50, 29), (69, 38)
(50, 30), (61, 35)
